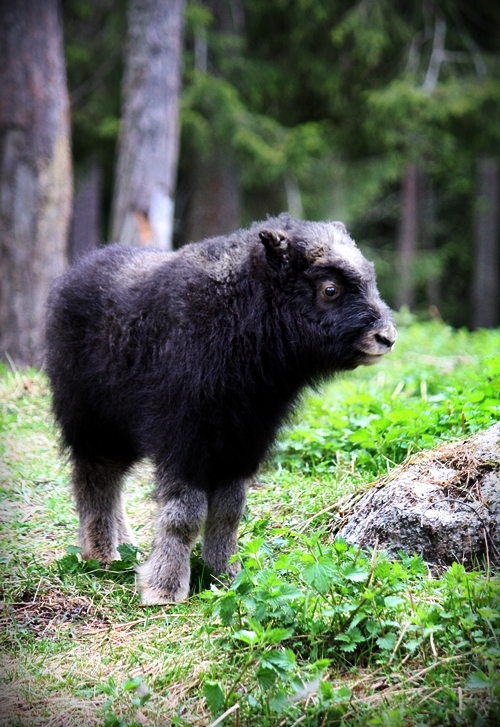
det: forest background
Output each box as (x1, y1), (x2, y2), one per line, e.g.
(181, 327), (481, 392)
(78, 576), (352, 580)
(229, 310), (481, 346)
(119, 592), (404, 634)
(2, 3), (500, 724)
(1, 0), (500, 368)
(65, 0), (500, 326)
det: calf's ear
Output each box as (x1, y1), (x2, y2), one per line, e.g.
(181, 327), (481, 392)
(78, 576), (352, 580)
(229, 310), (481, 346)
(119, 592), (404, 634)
(259, 229), (291, 270)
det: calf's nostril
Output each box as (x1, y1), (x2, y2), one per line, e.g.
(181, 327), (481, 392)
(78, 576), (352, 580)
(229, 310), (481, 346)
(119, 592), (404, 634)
(374, 332), (394, 348)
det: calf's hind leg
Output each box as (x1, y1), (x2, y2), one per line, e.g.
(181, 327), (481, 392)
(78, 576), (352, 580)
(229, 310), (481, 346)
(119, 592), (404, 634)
(72, 458), (135, 566)
(202, 480), (247, 579)
(137, 482), (208, 605)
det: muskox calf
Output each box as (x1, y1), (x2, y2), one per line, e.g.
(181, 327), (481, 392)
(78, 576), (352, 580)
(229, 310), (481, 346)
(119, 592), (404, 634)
(45, 214), (396, 604)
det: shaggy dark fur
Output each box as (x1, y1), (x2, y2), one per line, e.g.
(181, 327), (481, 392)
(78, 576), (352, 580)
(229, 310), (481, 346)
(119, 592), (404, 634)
(45, 214), (396, 603)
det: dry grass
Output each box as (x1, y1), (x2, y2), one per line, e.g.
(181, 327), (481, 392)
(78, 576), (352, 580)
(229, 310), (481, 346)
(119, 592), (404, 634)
(2, 338), (499, 726)
(0, 370), (219, 726)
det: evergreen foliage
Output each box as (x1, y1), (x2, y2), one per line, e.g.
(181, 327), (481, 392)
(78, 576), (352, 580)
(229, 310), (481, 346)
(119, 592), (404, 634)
(62, 1), (500, 326)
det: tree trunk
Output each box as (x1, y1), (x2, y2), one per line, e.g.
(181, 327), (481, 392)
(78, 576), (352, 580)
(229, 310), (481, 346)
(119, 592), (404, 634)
(472, 156), (499, 329)
(184, 148), (241, 242)
(181, 0), (242, 245)
(69, 160), (102, 264)
(0, 0), (72, 367)
(396, 164), (420, 310)
(110, 0), (185, 250)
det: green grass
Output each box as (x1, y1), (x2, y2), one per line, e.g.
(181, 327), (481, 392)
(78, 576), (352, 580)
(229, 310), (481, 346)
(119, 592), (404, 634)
(1, 319), (499, 726)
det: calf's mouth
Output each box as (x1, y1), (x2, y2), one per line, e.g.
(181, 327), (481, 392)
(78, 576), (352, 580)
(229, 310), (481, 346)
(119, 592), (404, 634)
(356, 322), (397, 363)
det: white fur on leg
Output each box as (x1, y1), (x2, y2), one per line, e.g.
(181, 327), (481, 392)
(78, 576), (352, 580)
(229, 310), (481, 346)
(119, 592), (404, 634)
(137, 552), (191, 605)
(137, 483), (208, 604)
(72, 458), (131, 566)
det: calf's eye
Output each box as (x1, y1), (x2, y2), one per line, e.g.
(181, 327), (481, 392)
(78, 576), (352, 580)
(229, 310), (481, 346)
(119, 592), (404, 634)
(321, 283), (340, 300)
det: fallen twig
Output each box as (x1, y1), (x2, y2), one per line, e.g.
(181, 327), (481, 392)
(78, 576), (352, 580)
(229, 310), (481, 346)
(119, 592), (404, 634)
(206, 702), (240, 727)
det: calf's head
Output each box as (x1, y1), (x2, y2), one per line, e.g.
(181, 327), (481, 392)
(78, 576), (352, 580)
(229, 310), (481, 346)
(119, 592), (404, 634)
(258, 218), (397, 373)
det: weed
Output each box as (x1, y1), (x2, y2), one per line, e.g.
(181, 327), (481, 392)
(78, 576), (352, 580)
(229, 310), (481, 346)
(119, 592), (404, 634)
(201, 531), (500, 724)
(55, 543), (140, 587)
(274, 322), (500, 480)
(1, 320), (499, 725)
(96, 676), (151, 727)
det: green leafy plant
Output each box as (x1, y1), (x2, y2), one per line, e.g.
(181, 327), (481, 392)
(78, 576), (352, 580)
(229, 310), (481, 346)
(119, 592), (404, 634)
(203, 531), (500, 724)
(96, 676), (151, 727)
(275, 322), (500, 479)
(55, 543), (140, 587)
(2, 321), (499, 726)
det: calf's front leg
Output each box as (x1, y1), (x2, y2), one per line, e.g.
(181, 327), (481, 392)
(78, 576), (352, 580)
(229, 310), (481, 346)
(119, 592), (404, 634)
(137, 483), (208, 605)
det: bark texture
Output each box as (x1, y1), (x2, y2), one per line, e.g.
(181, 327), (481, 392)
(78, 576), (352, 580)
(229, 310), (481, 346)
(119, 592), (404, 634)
(472, 156), (499, 329)
(111, 0), (185, 250)
(184, 147), (241, 242)
(69, 161), (102, 264)
(0, 0), (72, 366)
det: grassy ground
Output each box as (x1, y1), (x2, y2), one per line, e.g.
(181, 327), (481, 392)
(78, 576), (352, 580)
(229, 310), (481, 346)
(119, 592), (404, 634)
(1, 318), (499, 726)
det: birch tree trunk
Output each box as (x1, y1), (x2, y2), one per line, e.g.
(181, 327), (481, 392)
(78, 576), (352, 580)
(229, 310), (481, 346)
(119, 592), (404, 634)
(111, 0), (185, 250)
(472, 156), (499, 329)
(0, 0), (72, 367)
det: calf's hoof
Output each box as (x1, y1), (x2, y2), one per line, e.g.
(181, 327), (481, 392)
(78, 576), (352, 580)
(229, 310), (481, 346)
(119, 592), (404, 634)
(226, 558), (241, 580)
(80, 542), (120, 567)
(136, 561), (190, 605)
